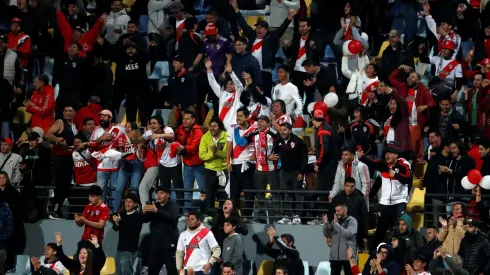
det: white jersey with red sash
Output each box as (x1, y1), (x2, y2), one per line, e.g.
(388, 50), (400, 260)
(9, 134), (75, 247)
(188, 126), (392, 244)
(294, 36), (308, 72)
(43, 260), (66, 275)
(276, 114), (292, 125)
(251, 38), (264, 70)
(177, 225), (219, 271)
(406, 89), (419, 126)
(430, 56), (462, 80)
(227, 124), (256, 165)
(384, 116), (395, 143)
(209, 71), (243, 132)
(360, 76), (379, 106)
(248, 96), (272, 123)
(175, 18), (186, 49)
(251, 128), (278, 172)
(89, 124), (132, 172)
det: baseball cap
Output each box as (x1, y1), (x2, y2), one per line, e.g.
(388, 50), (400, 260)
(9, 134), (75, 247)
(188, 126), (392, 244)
(254, 20), (269, 29)
(313, 110), (324, 121)
(88, 185), (103, 196)
(169, 1), (184, 13)
(11, 17), (22, 24)
(98, 109), (113, 118)
(31, 127), (45, 139)
(280, 122), (292, 129)
(204, 23), (218, 36)
(1, 138), (12, 146)
(258, 115), (270, 123)
(441, 40), (456, 51)
(385, 141), (402, 154)
(465, 218), (482, 227)
(28, 132), (41, 141)
(156, 185), (171, 193)
(481, 58), (490, 66)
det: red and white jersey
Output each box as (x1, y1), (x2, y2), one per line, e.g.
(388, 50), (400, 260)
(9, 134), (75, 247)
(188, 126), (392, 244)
(415, 272), (431, 275)
(276, 114), (292, 125)
(89, 124), (133, 172)
(177, 225), (219, 272)
(42, 260), (65, 275)
(143, 128), (180, 167)
(72, 149), (97, 186)
(429, 56), (462, 80)
(294, 37), (307, 72)
(250, 128), (279, 172)
(360, 76), (379, 106)
(251, 38), (264, 70)
(227, 124), (256, 165)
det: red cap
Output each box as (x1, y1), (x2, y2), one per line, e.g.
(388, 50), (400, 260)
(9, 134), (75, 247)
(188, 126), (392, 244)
(441, 40), (456, 51)
(11, 17), (22, 24)
(480, 58), (490, 65)
(204, 23), (218, 36)
(313, 110), (324, 120)
(2, 137), (13, 146)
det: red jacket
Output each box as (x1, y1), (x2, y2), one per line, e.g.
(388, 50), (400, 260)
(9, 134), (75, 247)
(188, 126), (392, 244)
(26, 85), (56, 133)
(388, 68), (436, 126)
(175, 124), (203, 166)
(56, 11), (103, 56)
(465, 86), (488, 128)
(7, 32), (31, 68)
(73, 103), (101, 130)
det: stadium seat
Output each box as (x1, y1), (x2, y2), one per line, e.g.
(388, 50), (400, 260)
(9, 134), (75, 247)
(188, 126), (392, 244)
(303, 261), (309, 275)
(407, 187), (425, 213)
(358, 252), (369, 271)
(12, 107), (32, 125)
(203, 109), (214, 128)
(275, 48), (286, 61)
(323, 45), (336, 63)
(54, 84), (60, 100)
(149, 61), (170, 79)
(257, 260), (274, 275)
(314, 261), (331, 275)
(7, 255), (30, 275)
(100, 257), (116, 275)
(412, 212), (424, 230)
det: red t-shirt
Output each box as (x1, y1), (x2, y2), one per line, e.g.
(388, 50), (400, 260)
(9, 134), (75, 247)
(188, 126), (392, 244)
(81, 203), (110, 242)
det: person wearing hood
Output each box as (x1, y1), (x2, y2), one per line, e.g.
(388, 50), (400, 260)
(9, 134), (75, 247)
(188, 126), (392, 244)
(104, 0), (131, 45)
(362, 243), (400, 275)
(230, 36), (262, 86)
(388, 214), (426, 265)
(176, 212), (221, 275)
(74, 96), (102, 131)
(324, 204), (358, 275)
(25, 75), (56, 134)
(265, 228), (303, 275)
(330, 178), (368, 252)
(7, 17), (31, 69)
(458, 219), (490, 274)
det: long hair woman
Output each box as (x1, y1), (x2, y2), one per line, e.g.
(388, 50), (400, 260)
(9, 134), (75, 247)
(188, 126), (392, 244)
(55, 232), (106, 275)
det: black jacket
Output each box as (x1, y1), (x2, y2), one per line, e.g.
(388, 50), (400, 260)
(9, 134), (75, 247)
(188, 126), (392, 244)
(58, 55), (90, 102)
(428, 109), (469, 139)
(283, 32), (325, 68)
(21, 145), (52, 185)
(273, 133), (308, 174)
(424, 150), (450, 195)
(143, 200), (180, 249)
(231, 51), (262, 85)
(379, 43), (414, 81)
(56, 244), (106, 275)
(315, 122), (341, 169)
(348, 119), (380, 157)
(235, 11), (291, 71)
(166, 69), (197, 108)
(459, 232), (490, 275)
(264, 237), (303, 275)
(113, 48), (150, 93)
(330, 190), (368, 239)
(441, 155), (475, 203)
(304, 65), (338, 99)
(176, 31), (204, 70)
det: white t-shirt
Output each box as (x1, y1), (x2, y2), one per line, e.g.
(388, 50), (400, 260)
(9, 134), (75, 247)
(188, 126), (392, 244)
(42, 260), (66, 275)
(177, 227), (219, 271)
(272, 82), (303, 118)
(227, 124), (255, 165)
(143, 128), (180, 167)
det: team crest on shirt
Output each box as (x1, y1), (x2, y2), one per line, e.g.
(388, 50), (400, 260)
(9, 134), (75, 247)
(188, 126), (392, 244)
(95, 210), (100, 215)
(72, 63), (77, 68)
(363, 127), (367, 132)
(197, 236), (201, 241)
(290, 142), (295, 148)
(182, 78), (185, 82)
(449, 64), (453, 69)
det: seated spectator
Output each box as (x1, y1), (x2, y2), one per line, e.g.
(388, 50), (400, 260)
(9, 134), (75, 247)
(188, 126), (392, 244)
(458, 220), (490, 274)
(112, 193), (143, 275)
(74, 186), (110, 245)
(362, 243), (400, 275)
(74, 96), (101, 131)
(403, 255), (430, 275)
(104, 0), (131, 45)
(429, 248), (467, 275)
(387, 214), (426, 265)
(30, 243), (66, 275)
(265, 227), (303, 275)
(7, 17), (31, 69)
(423, 226), (441, 262)
(438, 216), (465, 256)
(222, 217), (244, 275)
(54, 232), (106, 275)
(25, 75), (55, 134)
(222, 263), (235, 275)
(0, 137), (22, 185)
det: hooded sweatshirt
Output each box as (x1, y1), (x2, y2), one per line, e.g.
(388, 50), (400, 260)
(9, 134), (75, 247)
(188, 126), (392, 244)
(362, 244), (400, 275)
(389, 214), (426, 265)
(74, 103), (102, 130)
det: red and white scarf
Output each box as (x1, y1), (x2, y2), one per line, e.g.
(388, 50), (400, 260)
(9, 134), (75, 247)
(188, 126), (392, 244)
(257, 129), (268, 165)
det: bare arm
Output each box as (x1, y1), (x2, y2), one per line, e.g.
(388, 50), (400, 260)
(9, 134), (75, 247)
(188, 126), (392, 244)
(45, 120), (63, 143)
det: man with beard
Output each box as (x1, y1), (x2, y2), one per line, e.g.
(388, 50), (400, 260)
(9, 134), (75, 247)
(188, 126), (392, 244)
(89, 110), (133, 213)
(459, 219), (490, 274)
(379, 29), (414, 81)
(176, 212), (221, 275)
(104, 0), (130, 45)
(422, 226), (441, 261)
(30, 243), (66, 275)
(462, 73), (489, 131)
(113, 41), (153, 125)
(388, 67), (435, 162)
(46, 105), (78, 219)
(114, 20), (147, 52)
(273, 122), (307, 225)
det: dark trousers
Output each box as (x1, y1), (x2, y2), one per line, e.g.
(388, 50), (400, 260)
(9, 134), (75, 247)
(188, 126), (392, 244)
(204, 168), (228, 215)
(317, 162), (336, 215)
(230, 163), (255, 217)
(290, 70), (307, 107)
(261, 71), (273, 99)
(158, 164), (184, 211)
(279, 170), (304, 217)
(330, 260), (352, 275)
(373, 202), (407, 249)
(52, 155), (74, 212)
(148, 245), (177, 275)
(254, 170), (280, 219)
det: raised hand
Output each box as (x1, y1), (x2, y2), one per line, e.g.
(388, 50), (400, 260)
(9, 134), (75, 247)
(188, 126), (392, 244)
(229, 0), (239, 13)
(55, 232), (62, 246)
(204, 58), (212, 71)
(89, 234), (99, 246)
(439, 216), (448, 227)
(287, 8), (298, 20)
(225, 62), (233, 73)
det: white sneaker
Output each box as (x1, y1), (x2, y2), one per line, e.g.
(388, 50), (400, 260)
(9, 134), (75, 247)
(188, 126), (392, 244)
(203, 216), (212, 223)
(307, 219), (319, 225)
(276, 217), (291, 225)
(178, 215), (188, 222)
(292, 215), (301, 225)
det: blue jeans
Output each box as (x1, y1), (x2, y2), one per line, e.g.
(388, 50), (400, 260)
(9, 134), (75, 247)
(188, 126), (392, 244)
(114, 159), (144, 212)
(97, 171), (119, 211)
(116, 251), (137, 275)
(183, 164), (205, 213)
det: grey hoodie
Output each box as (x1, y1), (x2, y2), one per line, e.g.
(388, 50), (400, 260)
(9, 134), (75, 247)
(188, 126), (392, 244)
(222, 233), (244, 275)
(323, 216), (358, 261)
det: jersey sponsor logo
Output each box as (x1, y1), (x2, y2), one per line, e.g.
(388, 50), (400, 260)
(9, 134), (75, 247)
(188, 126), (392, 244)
(125, 63), (139, 70)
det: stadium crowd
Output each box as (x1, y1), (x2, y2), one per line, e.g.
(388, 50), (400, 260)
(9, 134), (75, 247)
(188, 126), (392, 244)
(1, 0), (490, 274)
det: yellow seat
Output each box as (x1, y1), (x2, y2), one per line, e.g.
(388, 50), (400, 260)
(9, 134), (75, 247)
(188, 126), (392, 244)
(370, 41), (390, 64)
(304, 128), (314, 135)
(357, 252), (369, 271)
(12, 107), (32, 125)
(257, 260), (274, 275)
(120, 111), (141, 126)
(100, 257), (116, 275)
(412, 162), (428, 188)
(111, 62), (117, 82)
(407, 187), (425, 213)
(245, 16), (265, 29)
(48, 28), (54, 38)
(411, 212), (424, 230)
(203, 109), (214, 128)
